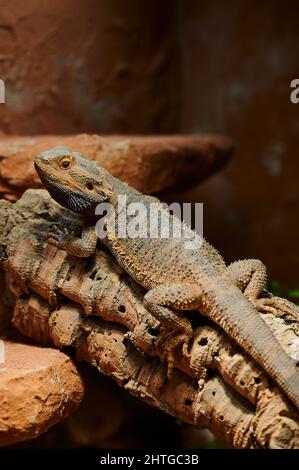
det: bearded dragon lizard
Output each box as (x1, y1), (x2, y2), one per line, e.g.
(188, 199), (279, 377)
(34, 147), (299, 410)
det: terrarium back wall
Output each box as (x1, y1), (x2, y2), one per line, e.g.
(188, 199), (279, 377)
(178, 0), (299, 291)
(0, 0), (298, 289)
(0, 0), (180, 134)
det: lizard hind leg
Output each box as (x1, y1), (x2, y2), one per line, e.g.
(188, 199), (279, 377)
(228, 259), (267, 303)
(228, 259), (299, 320)
(143, 283), (202, 378)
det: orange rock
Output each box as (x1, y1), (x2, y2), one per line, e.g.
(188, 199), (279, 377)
(0, 133), (232, 200)
(0, 340), (84, 446)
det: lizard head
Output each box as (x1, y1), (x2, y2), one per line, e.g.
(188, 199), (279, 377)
(34, 147), (113, 217)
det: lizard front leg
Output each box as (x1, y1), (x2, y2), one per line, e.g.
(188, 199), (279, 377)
(143, 283), (203, 378)
(228, 259), (299, 320)
(48, 225), (97, 257)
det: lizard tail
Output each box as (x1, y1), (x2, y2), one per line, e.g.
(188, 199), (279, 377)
(203, 284), (299, 410)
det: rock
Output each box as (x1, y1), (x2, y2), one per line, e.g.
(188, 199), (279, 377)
(0, 1), (180, 135)
(0, 133), (232, 200)
(0, 340), (84, 446)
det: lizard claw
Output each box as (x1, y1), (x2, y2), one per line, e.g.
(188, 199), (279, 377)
(47, 229), (71, 250)
(256, 296), (299, 322)
(48, 231), (64, 240)
(182, 335), (190, 357)
(160, 332), (191, 379)
(48, 225), (73, 243)
(162, 351), (175, 380)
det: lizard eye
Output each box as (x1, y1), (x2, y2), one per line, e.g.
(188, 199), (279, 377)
(86, 181), (94, 191)
(60, 158), (71, 169)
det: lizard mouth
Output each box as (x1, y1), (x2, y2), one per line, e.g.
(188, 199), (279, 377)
(35, 160), (79, 190)
(34, 159), (49, 178)
(34, 161), (66, 197)
(34, 159), (99, 216)
(34, 159), (48, 183)
(35, 160), (59, 190)
(35, 159), (81, 189)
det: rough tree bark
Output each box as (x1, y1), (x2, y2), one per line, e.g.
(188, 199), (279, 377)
(0, 190), (298, 449)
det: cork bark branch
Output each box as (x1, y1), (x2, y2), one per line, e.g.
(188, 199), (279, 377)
(0, 190), (298, 449)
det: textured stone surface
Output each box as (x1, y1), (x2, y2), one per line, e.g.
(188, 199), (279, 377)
(0, 133), (232, 200)
(0, 340), (84, 446)
(0, 0), (179, 135)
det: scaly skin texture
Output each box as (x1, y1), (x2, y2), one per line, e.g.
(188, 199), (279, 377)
(34, 147), (299, 410)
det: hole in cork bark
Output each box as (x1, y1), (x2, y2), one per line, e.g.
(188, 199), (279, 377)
(89, 269), (97, 280)
(63, 346), (76, 357)
(206, 369), (215, 379)
(267, 378), (275, 391)
(220, 415), (224, 421)
(240, 380), (245, 386)
(212, 391), (216, 396)
(65, 264), (75, 281)
(184, 399), (192, 406)
(148, 327), (160, 337)
(118, 305), (126, 313)
(254, 377), (261, 384)
(89, 267), (102, 281)
(198, 337), (208, 346)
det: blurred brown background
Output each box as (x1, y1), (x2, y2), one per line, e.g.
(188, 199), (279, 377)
(177, 0), (299, 293)
(0, 0), (298, 447)
(0, 0), (298, 289)
(1, 0), (298, 290)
